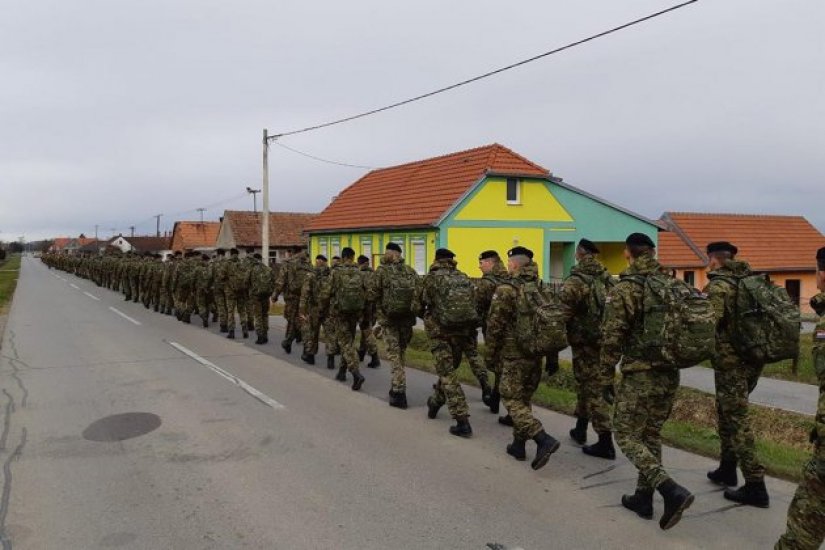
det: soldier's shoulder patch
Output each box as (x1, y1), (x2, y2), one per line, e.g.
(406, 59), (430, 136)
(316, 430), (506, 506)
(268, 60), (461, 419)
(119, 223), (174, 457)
(815, 329), (825, 341)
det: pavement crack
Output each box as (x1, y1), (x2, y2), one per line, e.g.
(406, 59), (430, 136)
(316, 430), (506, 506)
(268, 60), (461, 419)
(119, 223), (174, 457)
(582, 464), (619, 480)
(0, 427), (27, 550)
(0, 392), (12, 453)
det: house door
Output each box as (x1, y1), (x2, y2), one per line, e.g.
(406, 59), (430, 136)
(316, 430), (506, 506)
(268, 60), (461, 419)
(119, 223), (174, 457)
(549, 242), (565, 285)
(785, 279), (800, 307)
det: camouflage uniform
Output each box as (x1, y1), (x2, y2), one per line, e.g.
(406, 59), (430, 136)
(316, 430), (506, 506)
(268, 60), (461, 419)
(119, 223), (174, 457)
(128, 256), (141, 303)
(485, 261), (545, 439)
(367, 255), (420, 393)
(560, 255), (614, 434)
(249, 257), (274, 338)
(225, 254), (250, 334)
(601, 252), (679, 491)
(418, 258), (473, 419)
(160, 257), (176, 314)
(320, 259), (365, 375)
(276, 254), (313, 348)
(357, 263), (379, 359)
(704, 259), (766, 482)
(212, 255), (230, 329)
(299, 264), (331, 357)
(775, 292), (825, 550)
(194, 257), (214, 326)
(150, 257), (163, 311)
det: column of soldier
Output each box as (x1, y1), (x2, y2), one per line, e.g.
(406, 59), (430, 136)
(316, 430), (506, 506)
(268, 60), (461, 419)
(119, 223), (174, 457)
(41, 238), (825, 547)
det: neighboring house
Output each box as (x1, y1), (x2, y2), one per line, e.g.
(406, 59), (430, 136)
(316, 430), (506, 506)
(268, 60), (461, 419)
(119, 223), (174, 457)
(77, 240), (108, 255)
(306, 143), (659, 279)
(58, 234), (95, 255)
(658, 212), (825, 313)
(108, 235), (172, 256)
(48, 237), (72, 253)
(169, 221), (220, 252)
(215, 210), (315, 262)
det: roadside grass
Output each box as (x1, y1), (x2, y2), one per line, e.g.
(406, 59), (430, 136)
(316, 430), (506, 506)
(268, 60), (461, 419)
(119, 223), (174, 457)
(0, 254), (21, 313)
(385, 328), (813, 483)
(269, 302), (285, 316)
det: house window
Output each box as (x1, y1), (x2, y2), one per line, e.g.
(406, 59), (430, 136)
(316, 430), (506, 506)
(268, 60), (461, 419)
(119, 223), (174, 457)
(683, 271), (695, 286)
(785, 279), (801, 307)
(412, 239), (426, 275)
(506, 178), (521, 205)
(361, 239), (372, 260)
(331, 240), (340, 258)
(319, 240), (328, 259)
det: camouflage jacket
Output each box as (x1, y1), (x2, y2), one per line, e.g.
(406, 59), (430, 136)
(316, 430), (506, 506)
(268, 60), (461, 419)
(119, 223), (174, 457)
(367, 255), (420, 327)
(417, 258), (474, 338)
(704, 259), (753, 344)
(811, 292), (825, 455)
(484, 262), (540, 362)
(475, 261), (509, 333)
(320, 259), (362, 317)
(600, 252), (666, 374)
(560, 255), (612, 347)
(194, 261), (213, 292)
(249, 260), (275, 297)
(299, 265), (331, 318)
(212, 257), (229, 290)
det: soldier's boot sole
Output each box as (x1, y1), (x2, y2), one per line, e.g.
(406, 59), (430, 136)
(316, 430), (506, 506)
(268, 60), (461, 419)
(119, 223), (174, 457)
(658, 480), (694, 530)
(449, 421), (472, 438)
(531, 432), (560, 471)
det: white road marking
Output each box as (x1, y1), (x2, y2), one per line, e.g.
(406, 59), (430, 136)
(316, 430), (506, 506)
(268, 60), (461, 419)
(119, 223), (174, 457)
(108, 306), (142, 325)
(69, 283), (80, 289)
(168, 342), (285, 410)
(83, 292), (101, 301)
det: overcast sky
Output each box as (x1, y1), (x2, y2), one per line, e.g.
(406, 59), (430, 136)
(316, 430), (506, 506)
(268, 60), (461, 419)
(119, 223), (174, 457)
(1, 0), (823, 243)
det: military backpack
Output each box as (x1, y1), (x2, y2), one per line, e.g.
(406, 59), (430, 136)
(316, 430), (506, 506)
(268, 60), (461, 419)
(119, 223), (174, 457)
(335, 265), (366, 315)
(250, 264), (275, 296)
(382, 263), (418, 320)
(509, 280), (568, 357)
(430, 270), (479, 329)
(623, 272), (716, 369)
(567, 271), (614, 343)
(711, 273), (800, 364)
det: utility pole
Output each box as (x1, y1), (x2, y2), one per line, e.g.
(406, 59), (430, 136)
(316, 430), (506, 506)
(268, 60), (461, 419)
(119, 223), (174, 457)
(196, 208), (206, 223)
(246, 187), (261, 213)
(94, 224), (99, 241)
(153, 214), (162, 237)
(262, 129), (270, 264)
(130, 226), (135, 237)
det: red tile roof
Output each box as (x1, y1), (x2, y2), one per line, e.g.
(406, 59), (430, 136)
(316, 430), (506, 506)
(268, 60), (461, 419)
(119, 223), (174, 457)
(222, 210), (315, 247)
(50, 237), (71, 251)
(126, 236), (172, 253)
(657, 230), (704, 268)
(306, 144), (549, 232)
(660, 212), (825, 271)
(170, 221), (220, 251)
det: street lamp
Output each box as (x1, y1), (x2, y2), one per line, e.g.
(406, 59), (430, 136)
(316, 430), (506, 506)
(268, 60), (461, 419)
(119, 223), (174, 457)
(246, 187), (261, 213)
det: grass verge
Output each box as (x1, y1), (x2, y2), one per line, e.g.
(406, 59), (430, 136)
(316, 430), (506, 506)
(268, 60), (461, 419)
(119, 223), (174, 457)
(0, 254), (21, 314)
(385, 328), (813, 483)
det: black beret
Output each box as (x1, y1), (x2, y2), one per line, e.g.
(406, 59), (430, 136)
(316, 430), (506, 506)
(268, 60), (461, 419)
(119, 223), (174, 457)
(357, 255), (369, 264)
(578, 238), (600, 254)
(174, 250), (182, 256)
(626, 233), (655, 248)
(816, 247), (825, 261)
(253, 253), (262, 260)
(229, 248), (239, 255)
(341, 247), (355, 257)
(508, 246), (534, 259)
(201, 254), (210, 260)
(315, 254), (328, 261)
(478, 250), (500, 261)
(706, 241), (738, 255)
(215, 248), (226, 254)
(435, 248), (455, 260)
(386, 242), (402, 253)
(332, 256), (341, 261)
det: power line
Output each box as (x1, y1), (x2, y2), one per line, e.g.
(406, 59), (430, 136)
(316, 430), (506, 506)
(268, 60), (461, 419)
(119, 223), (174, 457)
(270, 0), (699, 139)
(274, 141), (378, 170)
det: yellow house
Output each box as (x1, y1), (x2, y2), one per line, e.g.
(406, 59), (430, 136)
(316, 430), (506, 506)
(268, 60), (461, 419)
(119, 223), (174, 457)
(305, 144), (659, 280)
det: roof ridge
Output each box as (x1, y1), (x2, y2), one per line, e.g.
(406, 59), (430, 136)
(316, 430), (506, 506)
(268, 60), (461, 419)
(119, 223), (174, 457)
(365, 143), (513, 173)
(660, 213), (707, 265)
(665, 211), (806, 219)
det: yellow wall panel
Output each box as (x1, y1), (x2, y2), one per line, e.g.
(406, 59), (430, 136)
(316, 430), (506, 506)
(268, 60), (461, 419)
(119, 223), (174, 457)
(446, 227), (544, 278)
(454, 178), (573, 222)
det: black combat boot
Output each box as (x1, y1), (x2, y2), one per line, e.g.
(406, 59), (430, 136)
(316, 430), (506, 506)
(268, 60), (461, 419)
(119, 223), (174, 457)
(487, 388), (500, 414)
(351, 371), (365, 391)
(724, 481), (770, 508)
(336, 364), (347, 382)
(480, 380), (493, 408)
(326, 355), (336, 370)
(242, 328), (249, 339)
(707, 460), (738, 487)
(427, 395), (442, 419)
(212, 312), (218, 323)
(358, 348), (367, 362)
(219, 324), (228, 333)
(226, 329), (235, 339)
(531, 431), (561, 471)
(657, 479), (694, 530)
(506, 437), (527, 461)
(183, 314), (191, 324)
(281, 338), (292, 354)
(154, 305), (159, 312)
(621, 489), (654, 520)
(261, 333), (268, 344)
(389, 391), (408, 409)
(449, 416), (473, 438)
(255, 333), (265, 345)
(301, 353), (315, 365)
(498, 414), (514, 427)
(202, 318), (209, 328)
(569, 417), (589, 445)
(367, 354), (381, 368)
(582, 432), (616, 460)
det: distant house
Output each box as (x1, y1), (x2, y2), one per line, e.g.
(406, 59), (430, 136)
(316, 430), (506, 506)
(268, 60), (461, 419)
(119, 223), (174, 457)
(658, 212), (825, 313)
(50, 234), (95, 255)
(215, 210), (316, 261)
(169, 221), (220, 252)
(108, 235), (172, 256)
(77, 240), (108, 255)
(306, 144), (659, 278)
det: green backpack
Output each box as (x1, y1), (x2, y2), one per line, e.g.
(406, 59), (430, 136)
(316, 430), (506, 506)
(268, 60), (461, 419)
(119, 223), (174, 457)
(568, 272), (614, 343)
(713, 274), (800, 364)
(382, 264), (418, 319)
(512, 280), (568, 358)
(623, 273), (716, 369)
(431, 270), (480, 329)
(335, 265), (366, 315)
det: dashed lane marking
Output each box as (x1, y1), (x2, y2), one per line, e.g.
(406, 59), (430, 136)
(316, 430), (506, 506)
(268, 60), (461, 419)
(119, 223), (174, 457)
(83, 292), (101, 301)
(108, 307), (142, 326)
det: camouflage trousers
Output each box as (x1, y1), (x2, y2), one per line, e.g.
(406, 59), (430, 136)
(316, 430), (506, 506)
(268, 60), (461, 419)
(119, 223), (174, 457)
(713, 343), (766, 482)
(383, 323), (413, 393)
(150, 282), (161, 309)
(428, 334), (472, 419)
(500, 356), (544, 440)
(572, 344), (613, 434)
(214, 286), (228, 327)
(283, 296), (301, 343)
(121, 275), (132, 299)
(161, 286), (173, 312)
(328, 314), (359, 373)
(302, 312), (323, 356)
(251, 294), (270, 334)
(129, 274), (139, 302)
(358, 317), (378, 356)
(175, 287), (194, 316)
(775, 451), (824, 550)
(196, 289), (211, 324)
(466, 330), (489, 389)
(614, 369), (679, 491)
(227, 290), (249, 331)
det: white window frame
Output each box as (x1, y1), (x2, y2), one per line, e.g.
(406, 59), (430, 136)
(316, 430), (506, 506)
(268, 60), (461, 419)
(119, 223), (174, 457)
(331, 239), (341, 258)
(506, 177), (521, 205)
(412, 239), (426, 275)
(319, 240), (328, 258)
(361, 238), (372, 260)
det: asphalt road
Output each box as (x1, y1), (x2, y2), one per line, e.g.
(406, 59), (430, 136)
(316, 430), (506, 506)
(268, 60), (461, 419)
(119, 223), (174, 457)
(0, 257), (804, 549)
